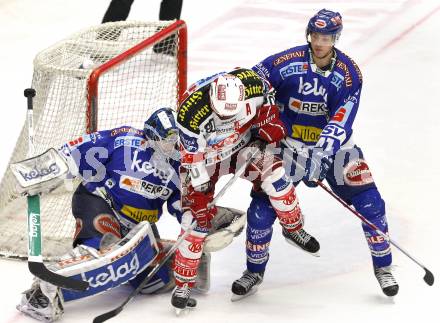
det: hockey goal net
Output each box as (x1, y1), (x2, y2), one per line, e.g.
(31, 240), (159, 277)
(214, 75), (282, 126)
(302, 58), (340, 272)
(0, 20), (187, 260)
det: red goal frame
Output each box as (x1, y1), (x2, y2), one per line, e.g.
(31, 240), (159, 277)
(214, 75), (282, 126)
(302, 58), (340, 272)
(86, 20), (187, 133)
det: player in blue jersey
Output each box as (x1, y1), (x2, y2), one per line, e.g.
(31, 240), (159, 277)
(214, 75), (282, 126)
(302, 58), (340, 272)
(13, 108), (243, 322)
(14, 108), (182, 321)
(233, 9), (399, 299)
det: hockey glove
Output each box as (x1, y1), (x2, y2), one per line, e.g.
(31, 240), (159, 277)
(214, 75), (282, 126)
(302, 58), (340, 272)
(10, 148), (70, 196)
(187, 184), (217, 229)
(253, 104), (286, 143)
(303, 149), (333, 187)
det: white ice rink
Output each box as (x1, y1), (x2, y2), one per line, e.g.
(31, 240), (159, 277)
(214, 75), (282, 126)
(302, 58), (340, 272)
(1, 0), (439, 322)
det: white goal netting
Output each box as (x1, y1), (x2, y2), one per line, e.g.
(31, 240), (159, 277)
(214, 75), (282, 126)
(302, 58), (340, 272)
(0, 20), (187, 260)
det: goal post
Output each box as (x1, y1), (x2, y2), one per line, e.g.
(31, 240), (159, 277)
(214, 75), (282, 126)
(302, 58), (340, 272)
(87, 20), (187, 132)
(0, 20), (187, 260)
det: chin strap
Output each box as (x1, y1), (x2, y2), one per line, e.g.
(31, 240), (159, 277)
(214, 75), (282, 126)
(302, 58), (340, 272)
(308, 48), (337, 76)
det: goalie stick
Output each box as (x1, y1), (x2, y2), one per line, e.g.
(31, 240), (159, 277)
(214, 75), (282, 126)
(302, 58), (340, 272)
(282, 139), (434, 286)
(93, 145), (261, 323)
(24, 88), (89, 291)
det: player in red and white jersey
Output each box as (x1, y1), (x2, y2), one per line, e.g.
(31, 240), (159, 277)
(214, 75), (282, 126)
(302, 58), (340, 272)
(172, 67), (319, 312)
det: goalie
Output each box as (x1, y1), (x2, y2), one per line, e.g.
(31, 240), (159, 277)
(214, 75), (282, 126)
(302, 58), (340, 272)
(12, 108), (245, 322)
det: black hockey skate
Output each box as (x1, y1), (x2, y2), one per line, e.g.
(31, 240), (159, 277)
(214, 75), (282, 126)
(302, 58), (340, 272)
(282, 228), (320, 256)
(374, 266), (399, 296)
(171, 284), (197, 315)
(231, 270), (264, 302)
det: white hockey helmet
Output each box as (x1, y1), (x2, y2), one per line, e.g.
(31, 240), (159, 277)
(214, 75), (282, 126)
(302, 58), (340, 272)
(209, 74), (245, 117)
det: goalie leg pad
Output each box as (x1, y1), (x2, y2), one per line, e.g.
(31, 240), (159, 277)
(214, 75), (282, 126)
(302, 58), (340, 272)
(130, 239), (176, 294)
(130, 260), (173, 294)
(71, 184), (122, 247)
(194, 252), (211, 294)
(352, 189), (392, 268)
(44, 221), (159, 302)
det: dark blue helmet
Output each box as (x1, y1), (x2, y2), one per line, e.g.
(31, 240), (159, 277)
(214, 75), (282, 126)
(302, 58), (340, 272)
(144, 107), (179, 160)
(306, 9), (343, 42)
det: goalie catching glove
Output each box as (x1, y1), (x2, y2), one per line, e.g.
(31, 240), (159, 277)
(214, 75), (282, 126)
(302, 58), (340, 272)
(10, 148), (70, 196)
(204, 206), (246, 252)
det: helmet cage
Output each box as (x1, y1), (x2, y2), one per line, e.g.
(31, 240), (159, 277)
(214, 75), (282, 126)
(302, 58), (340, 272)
(143, 108), (179, 160)
(144, 124), (179, 160)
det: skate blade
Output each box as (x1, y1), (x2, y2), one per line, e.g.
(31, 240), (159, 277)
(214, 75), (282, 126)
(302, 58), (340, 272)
(174, 298), (197, 316)
(175, 307), (186, 316)
(231, 286), (259, 302)
(174, 306), (195, 316)
(16, 305), (51, 323)
(284, 238), (320, 257)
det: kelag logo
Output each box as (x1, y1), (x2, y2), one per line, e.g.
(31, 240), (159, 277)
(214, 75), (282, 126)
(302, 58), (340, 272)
(298, 77), (328, 101)
(19, 163), (60, 181)
(131, 150), (172, 183)
(80, 254), (140, 288)
(28, 212), (40, 238)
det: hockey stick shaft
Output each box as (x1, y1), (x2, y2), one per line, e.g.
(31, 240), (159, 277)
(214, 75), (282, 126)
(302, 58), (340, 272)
(282, 139), (434, 286)
(26, 89), (42, 261)
(93, 144), (260, 323)
(208, 146), (261, 207)
(93, 220), (197, 323)
(24, 88), (89, 291)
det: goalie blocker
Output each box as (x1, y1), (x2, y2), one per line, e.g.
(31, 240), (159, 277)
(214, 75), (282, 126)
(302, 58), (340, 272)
(10, 148), (70, 196)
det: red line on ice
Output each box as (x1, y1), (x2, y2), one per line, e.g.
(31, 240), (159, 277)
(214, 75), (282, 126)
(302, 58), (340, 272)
(363, 4), (440, 65)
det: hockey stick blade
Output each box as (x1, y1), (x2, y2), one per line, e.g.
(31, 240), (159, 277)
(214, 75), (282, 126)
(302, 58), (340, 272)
(91, 222), (198, 323)
(93, 146), (260, 322)
(424, 268), (434, 286)
(93, 307), (123, 323)
(281, 139), (436, 287)
(28, 261), (89, 291)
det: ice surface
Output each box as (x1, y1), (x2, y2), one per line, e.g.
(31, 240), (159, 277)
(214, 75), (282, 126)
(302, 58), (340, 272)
(0, 1), (439, 322)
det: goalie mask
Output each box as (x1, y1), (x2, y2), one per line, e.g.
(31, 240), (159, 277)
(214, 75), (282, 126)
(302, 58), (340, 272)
(209, 74), (245, 118)
(144, 108), (179, 160)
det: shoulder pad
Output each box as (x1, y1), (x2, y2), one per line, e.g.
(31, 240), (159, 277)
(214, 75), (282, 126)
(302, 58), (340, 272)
(177, 85), (212, 134)
(271, 45), (308, 67)
(110, 126), (144, 137)
(334, 49), (363, 86)
(229, 68), (265, 100)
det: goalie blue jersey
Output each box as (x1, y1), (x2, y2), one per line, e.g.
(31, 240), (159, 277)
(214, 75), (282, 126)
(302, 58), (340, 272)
(58, 126), (181, 226)
(253, 44), (363, 152)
